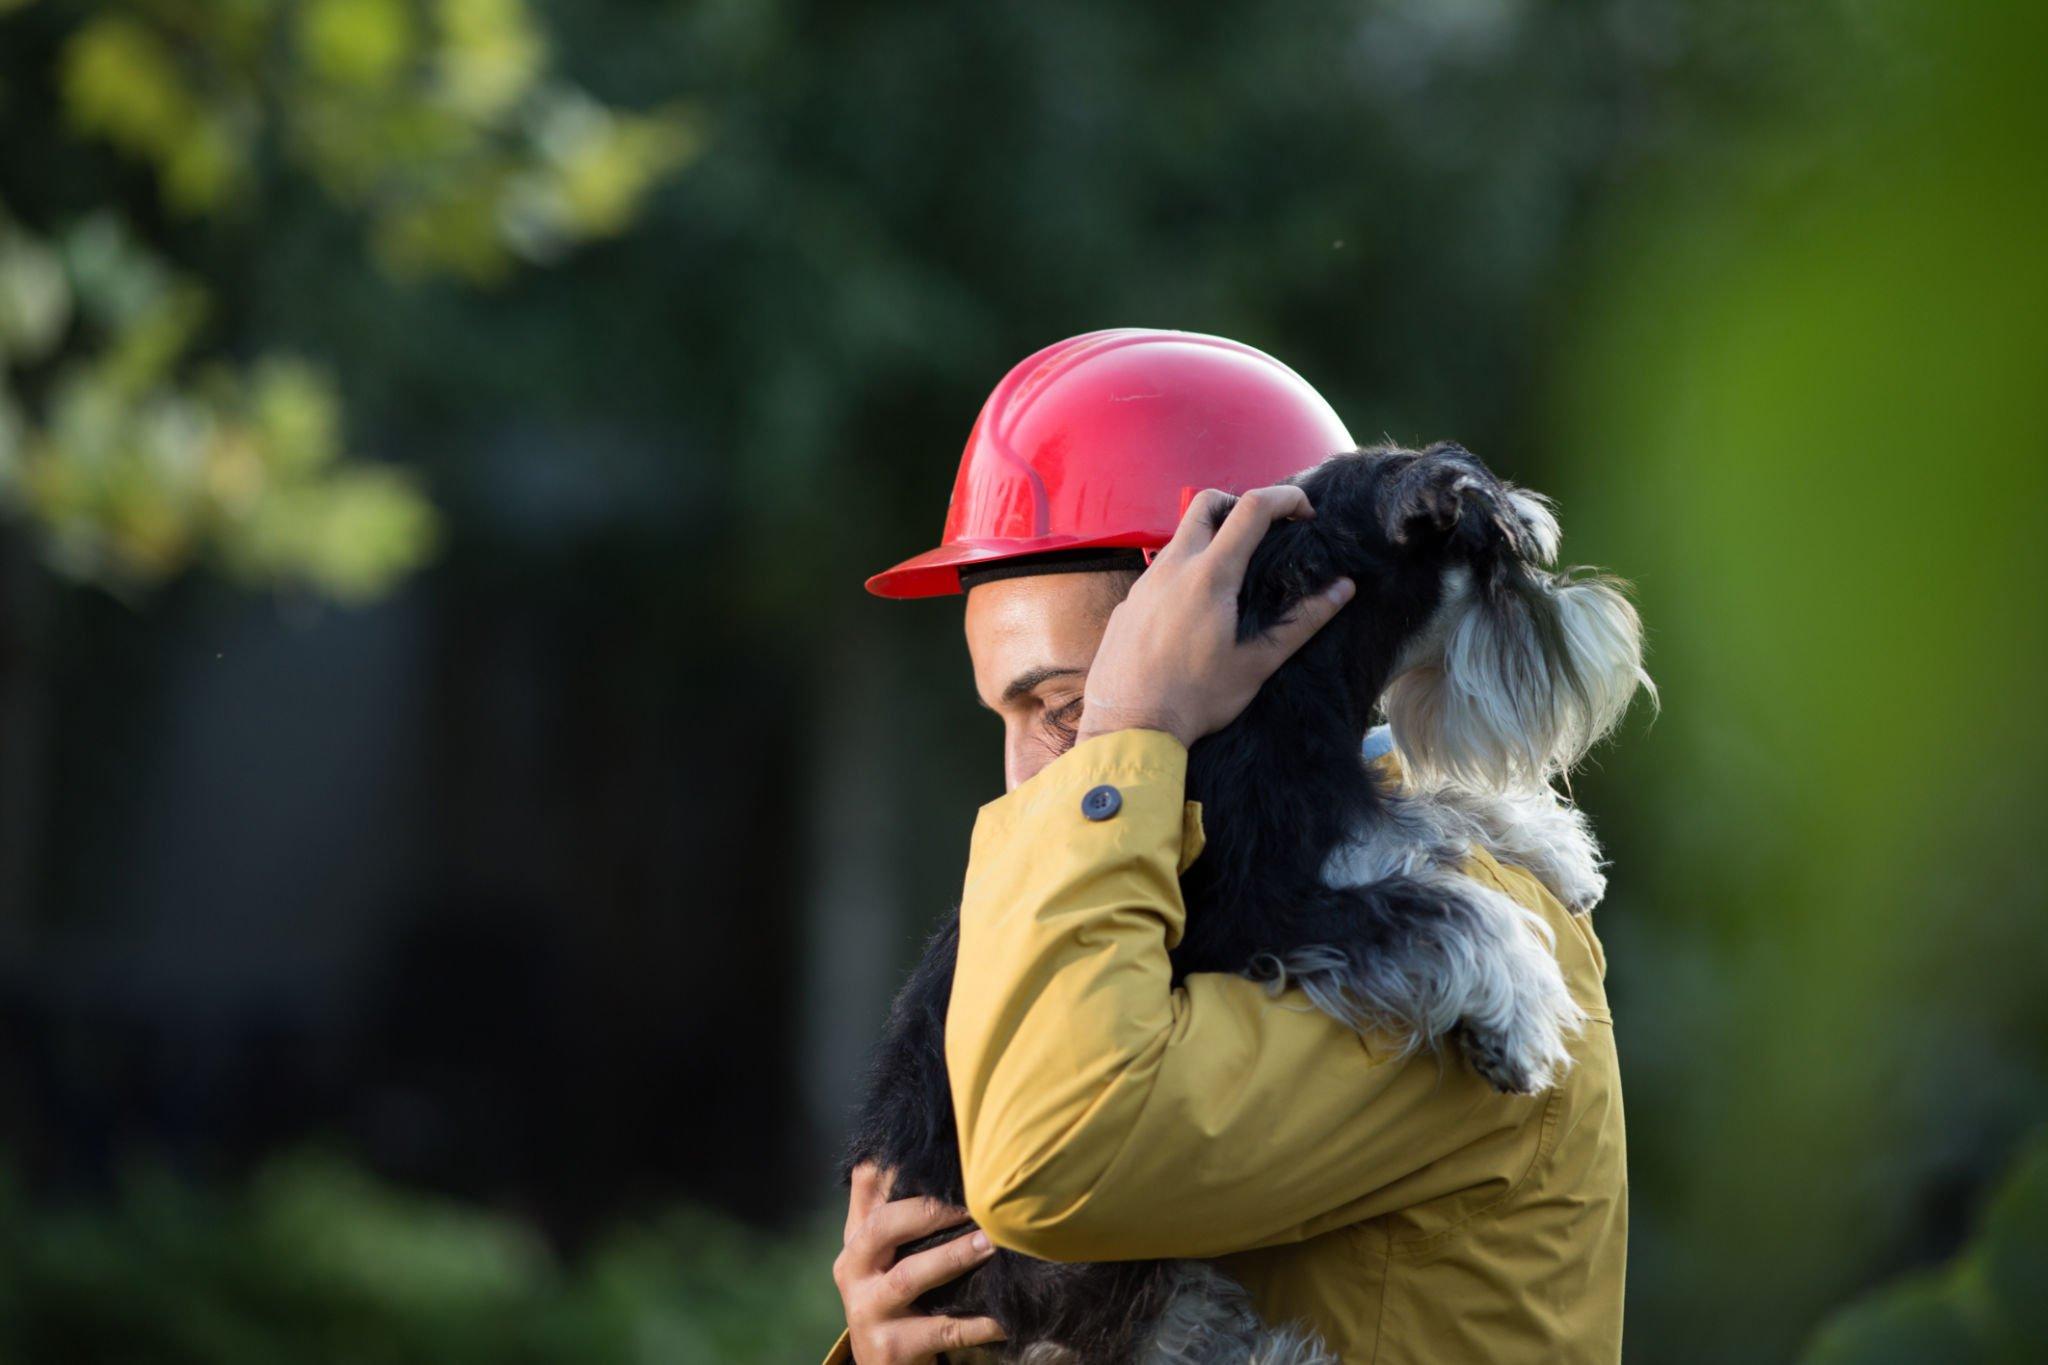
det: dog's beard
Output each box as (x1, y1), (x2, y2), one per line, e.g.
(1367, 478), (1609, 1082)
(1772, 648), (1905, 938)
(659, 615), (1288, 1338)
(1384, 567), (1655, 793)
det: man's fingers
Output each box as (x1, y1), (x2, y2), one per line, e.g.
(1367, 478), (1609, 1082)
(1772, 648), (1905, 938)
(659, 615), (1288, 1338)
(895, 1313), (1008, 1357)
(846, 1162), (888, 1243)
(878, 1228), (995, 1306)
(1157, 488), (1238, 560)
(1206, 484), (1314, 572)
(855, 1194), (976, 1263)
(1257, 576), (1356, 662)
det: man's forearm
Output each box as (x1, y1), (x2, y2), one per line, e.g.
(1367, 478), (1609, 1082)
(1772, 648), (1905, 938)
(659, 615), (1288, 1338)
(947, 727), (1198, 1258)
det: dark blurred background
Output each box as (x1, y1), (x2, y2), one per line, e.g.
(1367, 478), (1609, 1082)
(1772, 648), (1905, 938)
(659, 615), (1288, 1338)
(1, 1), (2043, 1361)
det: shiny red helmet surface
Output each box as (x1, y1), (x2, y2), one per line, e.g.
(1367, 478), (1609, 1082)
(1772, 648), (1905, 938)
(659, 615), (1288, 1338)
(866, 328), (1354, 598)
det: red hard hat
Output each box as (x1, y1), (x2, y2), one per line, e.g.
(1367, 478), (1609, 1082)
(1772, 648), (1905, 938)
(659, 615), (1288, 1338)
(865, 328), (1354, 598)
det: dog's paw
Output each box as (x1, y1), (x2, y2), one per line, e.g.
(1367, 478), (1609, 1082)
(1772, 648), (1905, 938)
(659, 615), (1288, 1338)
(1454, 1022), (1545, 1096)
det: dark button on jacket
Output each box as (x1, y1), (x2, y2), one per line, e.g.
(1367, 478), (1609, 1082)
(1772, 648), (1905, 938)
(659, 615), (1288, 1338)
(1081, 784), (1122, 821)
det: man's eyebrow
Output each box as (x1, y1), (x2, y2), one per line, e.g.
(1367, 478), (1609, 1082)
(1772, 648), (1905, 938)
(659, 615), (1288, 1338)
(994, 665), (1086, 707)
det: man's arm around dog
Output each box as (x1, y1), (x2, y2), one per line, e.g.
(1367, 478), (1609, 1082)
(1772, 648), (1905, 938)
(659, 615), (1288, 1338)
(945, 727), (1626, 1363)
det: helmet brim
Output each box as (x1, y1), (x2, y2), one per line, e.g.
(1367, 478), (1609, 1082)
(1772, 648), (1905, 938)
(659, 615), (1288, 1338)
(864, 531), (1169, 599)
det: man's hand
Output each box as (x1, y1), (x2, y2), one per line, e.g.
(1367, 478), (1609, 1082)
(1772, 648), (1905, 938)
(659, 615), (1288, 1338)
(834, 1162), (1005, 1364)
(1076, 485), (1354, 749)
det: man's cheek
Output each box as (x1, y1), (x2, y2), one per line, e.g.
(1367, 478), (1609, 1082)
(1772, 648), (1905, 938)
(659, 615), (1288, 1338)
(1006, 733), (1065, 789)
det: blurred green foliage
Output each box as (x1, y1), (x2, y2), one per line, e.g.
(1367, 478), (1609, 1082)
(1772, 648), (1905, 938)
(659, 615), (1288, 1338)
(0, 1149), (845, 1364)
(55, 0), (699, 279)
(0, 211), (435, 598)
(1, 0), (697, 599)
(1800, 1128), (2048, 1365)
(1546, 2), (2048, 1355)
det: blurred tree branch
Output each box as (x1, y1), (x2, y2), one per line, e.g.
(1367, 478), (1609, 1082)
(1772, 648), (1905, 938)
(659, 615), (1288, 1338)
(1, 210), (437, 599)
(0, 0), (701, 601)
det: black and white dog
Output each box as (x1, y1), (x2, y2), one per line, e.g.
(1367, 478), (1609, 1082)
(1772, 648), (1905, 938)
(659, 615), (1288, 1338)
(844, 443), (1655, 1364)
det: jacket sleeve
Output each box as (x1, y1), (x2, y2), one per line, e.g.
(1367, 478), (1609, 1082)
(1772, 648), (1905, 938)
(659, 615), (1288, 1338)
(946, 728), (1532, 1263)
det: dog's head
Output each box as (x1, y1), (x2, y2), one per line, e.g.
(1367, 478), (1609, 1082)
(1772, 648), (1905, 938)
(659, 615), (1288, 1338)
(1235, 442), (1655, 791)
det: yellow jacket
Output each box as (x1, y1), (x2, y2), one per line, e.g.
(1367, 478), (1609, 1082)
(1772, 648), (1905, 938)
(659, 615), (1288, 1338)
(825, 728), (1625, 1364)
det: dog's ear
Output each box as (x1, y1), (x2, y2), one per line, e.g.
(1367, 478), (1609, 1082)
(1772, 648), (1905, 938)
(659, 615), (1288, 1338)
(1382, 442), (1552, 563)
(1385, 570), (1656, 791)
(1382, 446), (1481, 549)
(1382, 445), (1570, 574)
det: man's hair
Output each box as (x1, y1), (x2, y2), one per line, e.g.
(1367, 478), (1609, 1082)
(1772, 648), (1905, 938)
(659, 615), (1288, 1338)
(956, 548), (1146, 611)
(1097, 566), (1142, 607)
(958, 548), (1155, 593)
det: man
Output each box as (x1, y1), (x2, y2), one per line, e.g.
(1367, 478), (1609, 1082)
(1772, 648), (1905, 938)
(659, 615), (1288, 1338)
(827, 330), (1625, 1364)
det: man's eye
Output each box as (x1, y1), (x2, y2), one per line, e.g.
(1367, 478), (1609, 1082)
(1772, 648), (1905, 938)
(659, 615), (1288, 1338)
(1044, 698), (1083, 737)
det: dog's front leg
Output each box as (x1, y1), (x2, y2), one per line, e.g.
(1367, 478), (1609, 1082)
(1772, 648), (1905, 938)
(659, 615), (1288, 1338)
(1255, 875), (1584, 1094)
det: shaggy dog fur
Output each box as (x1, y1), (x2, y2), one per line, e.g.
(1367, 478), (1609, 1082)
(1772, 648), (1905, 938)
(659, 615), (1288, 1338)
(844, 442), (1655, 1363)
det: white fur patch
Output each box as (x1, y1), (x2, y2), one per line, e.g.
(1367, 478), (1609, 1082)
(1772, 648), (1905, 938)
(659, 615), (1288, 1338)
(1385, 570), (1655, 791)
(1296, 772), (1603, 1092)
(1270, 863), (1583, 1093)
(1504, 485), (1562, 564)
(1413, 781), (1610, 913)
